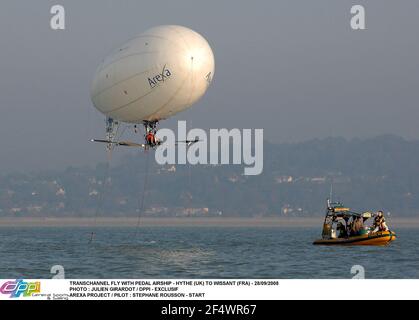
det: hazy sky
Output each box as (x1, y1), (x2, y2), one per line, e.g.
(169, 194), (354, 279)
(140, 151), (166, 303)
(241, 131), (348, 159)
(0, 0), (418, 172)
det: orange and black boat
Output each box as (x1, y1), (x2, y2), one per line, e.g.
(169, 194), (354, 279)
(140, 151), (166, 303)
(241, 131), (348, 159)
(313, 200), (396, 246)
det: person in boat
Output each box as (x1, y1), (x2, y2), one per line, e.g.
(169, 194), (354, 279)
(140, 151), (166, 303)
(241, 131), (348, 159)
(337, 222), (347, 238)
(373, 211), (388, 232)
(350, 216), (364, 236)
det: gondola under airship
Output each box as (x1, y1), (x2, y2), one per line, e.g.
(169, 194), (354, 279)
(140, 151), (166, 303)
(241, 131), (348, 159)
(90, 25), (215, 150)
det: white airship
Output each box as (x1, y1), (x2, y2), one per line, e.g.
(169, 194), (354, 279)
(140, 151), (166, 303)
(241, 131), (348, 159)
(90, 25), (215, 149)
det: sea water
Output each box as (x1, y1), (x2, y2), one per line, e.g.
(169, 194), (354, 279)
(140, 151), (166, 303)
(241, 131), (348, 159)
(0, 227), (417, 279)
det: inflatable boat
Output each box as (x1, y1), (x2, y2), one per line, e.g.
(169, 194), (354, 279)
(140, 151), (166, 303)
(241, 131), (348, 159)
(313, 200), (396, 246)
(313, 230), (396, 246)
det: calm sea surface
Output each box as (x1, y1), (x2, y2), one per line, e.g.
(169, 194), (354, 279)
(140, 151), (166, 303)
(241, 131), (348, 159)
(0, 227), (417, 279)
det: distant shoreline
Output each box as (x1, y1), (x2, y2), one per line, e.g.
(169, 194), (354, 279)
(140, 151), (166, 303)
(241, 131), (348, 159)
(0, 217), (418, 228)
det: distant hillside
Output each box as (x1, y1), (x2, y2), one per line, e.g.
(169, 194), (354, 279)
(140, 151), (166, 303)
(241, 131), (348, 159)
(1, 135), (419, 217)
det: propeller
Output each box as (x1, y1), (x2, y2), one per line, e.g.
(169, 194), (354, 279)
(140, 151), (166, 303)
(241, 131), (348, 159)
(91, 139), (146, 148)
(175, 138), (201, 146)
(91, 138), (200, 148)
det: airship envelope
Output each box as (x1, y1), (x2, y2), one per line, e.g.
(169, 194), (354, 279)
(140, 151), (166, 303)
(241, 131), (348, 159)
(90, 25), (215, 123)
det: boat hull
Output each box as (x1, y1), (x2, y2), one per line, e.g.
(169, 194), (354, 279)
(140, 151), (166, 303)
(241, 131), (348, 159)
(313, 231), (397, 246)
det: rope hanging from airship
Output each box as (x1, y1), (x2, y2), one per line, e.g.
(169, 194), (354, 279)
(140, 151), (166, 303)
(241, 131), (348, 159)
(88, 123), (132, 243)
(89, 155), (111, 244)
(134, 150), (151, 238)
